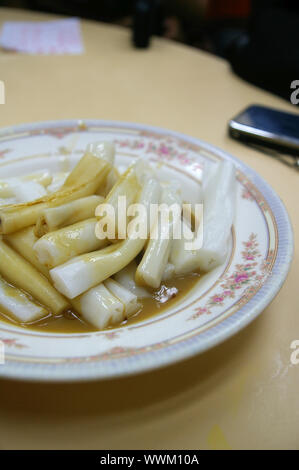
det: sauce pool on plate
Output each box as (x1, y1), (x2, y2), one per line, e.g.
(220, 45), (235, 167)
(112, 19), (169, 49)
(0, 272), (201, 333)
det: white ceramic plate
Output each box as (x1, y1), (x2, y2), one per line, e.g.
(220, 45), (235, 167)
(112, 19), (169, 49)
(0, 120), (293, 381)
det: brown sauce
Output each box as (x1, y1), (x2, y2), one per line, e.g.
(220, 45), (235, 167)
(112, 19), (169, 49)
(0, 272), (201, 333)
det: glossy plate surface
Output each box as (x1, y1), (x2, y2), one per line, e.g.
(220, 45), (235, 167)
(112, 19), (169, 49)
(0, 120), (293, 381)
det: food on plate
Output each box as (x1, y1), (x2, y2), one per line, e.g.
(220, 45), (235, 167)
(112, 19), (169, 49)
(0, 142), (112, 234)
(136, 186), (181, 289)
(0, 275), (48, 323)
(34, 194), (103, 237)
(34, 217), (108, 268)
(170, 161), (236, 274)
(0, 170), (52, 199)
(72, 279), (141, 329)
(0, 141), (236, 332)
(5, 226), (51, 278)
(0, 238), (69, 314)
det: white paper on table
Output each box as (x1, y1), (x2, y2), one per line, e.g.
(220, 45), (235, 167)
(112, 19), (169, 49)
(0, 18), (84, 54)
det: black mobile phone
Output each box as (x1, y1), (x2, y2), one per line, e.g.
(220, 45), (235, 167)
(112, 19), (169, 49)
(228, 105), (299, 156)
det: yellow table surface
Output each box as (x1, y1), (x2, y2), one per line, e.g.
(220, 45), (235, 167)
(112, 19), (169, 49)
(0, 8), (298, 450)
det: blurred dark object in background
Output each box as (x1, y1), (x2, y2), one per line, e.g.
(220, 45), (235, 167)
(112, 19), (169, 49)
(0, 1), (251, 48)
(223, 1), (299, 102)
(1, 0), (299, 102)
(1, 0), (136, 22)
(133, 1), (158, 48)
